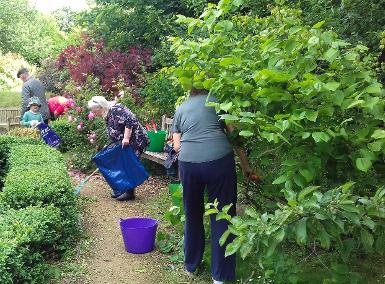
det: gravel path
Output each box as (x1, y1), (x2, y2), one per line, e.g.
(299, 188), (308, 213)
(72, 173), (178, 284)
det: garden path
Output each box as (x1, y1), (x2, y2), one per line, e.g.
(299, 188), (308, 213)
(69, 173), (179, 284)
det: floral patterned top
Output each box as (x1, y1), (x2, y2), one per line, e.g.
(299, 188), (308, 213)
(106, 104), (149, 156)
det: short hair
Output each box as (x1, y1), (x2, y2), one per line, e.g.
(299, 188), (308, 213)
(88, 96), (110, 110)
(17, 68), (29, 78)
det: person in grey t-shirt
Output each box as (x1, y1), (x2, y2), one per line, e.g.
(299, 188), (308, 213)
(172, 88), (259, 284)
(17, 68), (50, 122)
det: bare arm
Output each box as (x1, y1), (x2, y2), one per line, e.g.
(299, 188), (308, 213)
(122, 127), (132, 147)
(173, 133), (181, 152)
(226, 124), (261, 182)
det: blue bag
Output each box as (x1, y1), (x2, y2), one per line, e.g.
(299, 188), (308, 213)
(36, 123), (61, 148)
(92, 144), (149, 196)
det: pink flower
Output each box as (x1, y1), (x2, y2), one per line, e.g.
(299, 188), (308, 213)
(88, 112), (95, 120)
(89, 138), (95, 144)
(79, 122), (84, 127)
(89, 132), (96, 140)
(67, 99), (75, 108)
(76, 106), (82, 113)
(67, 115), (73, 122)
(77, 124), (83, 131)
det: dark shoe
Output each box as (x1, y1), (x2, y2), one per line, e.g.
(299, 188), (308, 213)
(111, 193), (118, 198)
(116, 190), (135, 201)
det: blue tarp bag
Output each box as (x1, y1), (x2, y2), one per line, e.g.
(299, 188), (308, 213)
(36, 123), (61, 148)
(92, 144), (149, 196)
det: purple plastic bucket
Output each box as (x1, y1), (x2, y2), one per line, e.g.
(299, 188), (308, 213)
(119, 218), (158, 254)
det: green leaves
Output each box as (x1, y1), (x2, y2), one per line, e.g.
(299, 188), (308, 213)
(295, 218), (307, 244)
(312, 132), (330, 143)
(360, 229), (374, 251)
(355, 158), (372, 172)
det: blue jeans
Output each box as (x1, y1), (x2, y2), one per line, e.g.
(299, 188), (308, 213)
(179, 153), (237, 282)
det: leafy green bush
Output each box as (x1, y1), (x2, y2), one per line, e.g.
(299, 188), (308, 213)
(0, 205), (62, 284)
(140, 71), (183, 118)
(0, 144), (78, 246)
(0, 135), (79, 282)
(172, 1), (385, 282)
(50, 119), (86, 152)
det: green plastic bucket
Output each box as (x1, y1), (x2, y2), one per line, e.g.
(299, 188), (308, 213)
(168, 183), (183, 207)
(146, 131), (167, 152)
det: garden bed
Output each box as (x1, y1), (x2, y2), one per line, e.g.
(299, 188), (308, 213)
(0, 135), (79, 283)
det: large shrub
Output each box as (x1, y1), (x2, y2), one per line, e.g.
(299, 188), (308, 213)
(56, 35), (151, 95)
(50, 119), (86, 152)
(0, 205), (62, 284)
(0, 135), (79, 283)
(172, 1), (385, 282)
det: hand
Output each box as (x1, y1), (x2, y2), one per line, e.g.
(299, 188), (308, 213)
(122, 137), (130, 148)
(242, 166), (262, 183)
(30, 120), (38, 127)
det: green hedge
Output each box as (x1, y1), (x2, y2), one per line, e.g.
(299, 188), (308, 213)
(50, 119), (85, 152)
(0, 206), (62, 284)
(0, 135), (79, 283)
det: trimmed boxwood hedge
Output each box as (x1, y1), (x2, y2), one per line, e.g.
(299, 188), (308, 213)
(0, 135), (79, 283)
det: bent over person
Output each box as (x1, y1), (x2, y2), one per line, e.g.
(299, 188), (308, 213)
(88, 96), (150, 201)
(17, 68), (50, 123)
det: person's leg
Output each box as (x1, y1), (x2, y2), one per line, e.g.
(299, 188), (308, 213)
(179, 161), (206, 273)
(204, 154), (237, 282)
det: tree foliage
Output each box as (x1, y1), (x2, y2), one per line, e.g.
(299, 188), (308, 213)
(0, 0), (69, 64)
(172, 0), (385, 281)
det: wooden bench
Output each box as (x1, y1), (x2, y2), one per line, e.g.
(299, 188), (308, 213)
(0, 108), (20, 132)
(142, 115), (173, 164)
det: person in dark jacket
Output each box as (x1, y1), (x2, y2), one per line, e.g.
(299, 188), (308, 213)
(17, 68), (50, 123)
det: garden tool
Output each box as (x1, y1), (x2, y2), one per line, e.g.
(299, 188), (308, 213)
(151, 120), (158, 133)
(75, 168), (99, 194)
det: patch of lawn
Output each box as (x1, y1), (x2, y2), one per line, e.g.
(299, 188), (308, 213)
(0, 91), (21, 108)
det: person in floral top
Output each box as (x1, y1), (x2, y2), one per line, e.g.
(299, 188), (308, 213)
(88, 96), (149, 201)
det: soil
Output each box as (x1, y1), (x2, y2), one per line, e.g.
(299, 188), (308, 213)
(70, 172), (181, 284)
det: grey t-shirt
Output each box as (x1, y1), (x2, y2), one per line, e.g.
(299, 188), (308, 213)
(21, 78), (50, 120)
(172, 95), (233, 163)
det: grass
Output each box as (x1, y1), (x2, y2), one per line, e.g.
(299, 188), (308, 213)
(0, 91), (21, 108)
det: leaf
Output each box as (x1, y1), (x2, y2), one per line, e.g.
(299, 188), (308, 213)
(220, 57), (242, 67)
(240, 242), (252, 259)
(233, 0), (244, 7)
(273, 174), (287, 185)
(298, 186), (319, 200)
(216, 20), (234, 31)
(302, 132), (311, 139)
(340, 204), (360, 214)
(347, 100), (364, 109)
(361, 228), (374, 251)
(324, 48), (338, 62)
(371, 129), (385, 139)
(312, 132), (330, 143)
(299, 169), (314, 183)
(220, 114), (239, 121)
(318, 227), (331, 249)
(305, 111), (318, 122)
(356, 158), (372, 172)
(308, 36), (319, 45)
(220, 102), (233, 112)
(375, 233), (385, 255)
(295, 218), (307, 244)
(219, 230), (231, 246)
(324, 81), (341, 91)
(368, 141), (383, 152)
(312, 20), (325, 29)
(275, 120), (290, 132)
(225, 237), (242, 257)
(239, 130), (254, 137)
(364, 83), (383, 94)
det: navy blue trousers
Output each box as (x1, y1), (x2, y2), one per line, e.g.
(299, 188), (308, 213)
(179, 153), (237, 282)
